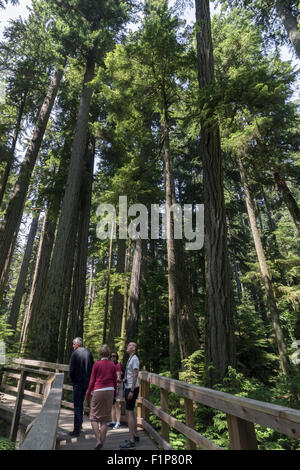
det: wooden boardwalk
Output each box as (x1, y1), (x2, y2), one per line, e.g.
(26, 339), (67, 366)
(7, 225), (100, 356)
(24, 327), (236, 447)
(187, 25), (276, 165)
(0, 392), (158, 450)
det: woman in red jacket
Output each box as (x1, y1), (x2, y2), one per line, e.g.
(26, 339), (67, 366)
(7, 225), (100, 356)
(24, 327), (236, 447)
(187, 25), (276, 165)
(85, 344), (117, 450)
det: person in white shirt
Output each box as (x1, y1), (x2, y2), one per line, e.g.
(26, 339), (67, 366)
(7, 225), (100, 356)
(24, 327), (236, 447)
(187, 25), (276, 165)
(120, 342), (140, 448)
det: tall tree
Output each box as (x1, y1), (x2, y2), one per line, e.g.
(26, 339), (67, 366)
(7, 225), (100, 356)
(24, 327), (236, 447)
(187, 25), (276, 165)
(219, 0), (300, 60)
(7, 212), (40, 332)
(34, 0), (132, 361)
(237, 154), (290, 375)
(195, 0), (236, 386)
(0, 67), (64, 293)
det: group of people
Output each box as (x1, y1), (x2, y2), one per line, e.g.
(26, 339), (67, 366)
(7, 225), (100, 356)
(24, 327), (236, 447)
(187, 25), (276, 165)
(68, 338), (140, 450)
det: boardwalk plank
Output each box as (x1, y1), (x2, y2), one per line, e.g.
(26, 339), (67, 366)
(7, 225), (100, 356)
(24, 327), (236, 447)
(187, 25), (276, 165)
(0, 393), (158, 451)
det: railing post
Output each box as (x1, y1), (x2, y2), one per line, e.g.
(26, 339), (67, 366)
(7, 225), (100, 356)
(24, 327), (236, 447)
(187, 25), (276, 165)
(0, 367), (7, 388)
(36, 367), (44, 396)
(144, 380), (150, 422)
(139, 379), (150, 422)
(9, 369), (27, 442)
(227, 414), (258, 450)
(137, 381), (143, 424)
(184, 398), (196, 450)
(160, 389), (169, 443)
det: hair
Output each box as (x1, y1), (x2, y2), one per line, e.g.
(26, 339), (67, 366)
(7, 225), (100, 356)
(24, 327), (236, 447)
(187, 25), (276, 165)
(99, 344), (110, 358)
(73, 337), (83, 347)
(111, 351), (118, 360)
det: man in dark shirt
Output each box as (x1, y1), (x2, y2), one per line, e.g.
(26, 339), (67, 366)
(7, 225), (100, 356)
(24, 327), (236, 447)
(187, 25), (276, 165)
(69, 337), (94, 436)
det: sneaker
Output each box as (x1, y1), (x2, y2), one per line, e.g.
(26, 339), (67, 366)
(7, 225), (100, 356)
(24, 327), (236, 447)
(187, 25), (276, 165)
(134, 435), (140, 442)
(120, 440), (135, 449)
(108, 422), (116, 428)
(113, 423), (120, 429)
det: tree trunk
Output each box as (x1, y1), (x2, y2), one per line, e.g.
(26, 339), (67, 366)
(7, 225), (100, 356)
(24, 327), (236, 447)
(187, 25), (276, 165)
(34, 50), (96, 362)
(0, 90), (27, 206)
(275, 0), (300, 60)
(8, 213), (39, 331)
(107, 237), (126, 349)
(261, 187), (276, 232)
(20, 210), (57, 355)
(20, 147), (70, 355)
(119, 242), (131, 363)
(0, 68), (64, 284)
(238, 154), (290, 375)
(65, 136), (95, 355)
(273, 170), (300, 237)
(102, 222), (114, 345)
(163, 110), (181, 377)
(58, 244), (76, 364)
(88, 258), (96, 312)
(163, 105), (201, 375)
(0, 211), (22, 307)
(195, 0), (236, 387)
(126, 237), (144, 344)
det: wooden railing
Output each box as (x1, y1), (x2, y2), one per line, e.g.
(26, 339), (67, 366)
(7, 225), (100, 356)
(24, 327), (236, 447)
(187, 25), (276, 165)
(1, 358), (300, 450)
(137, 371), (300, 450)
(1, 358), (73, 409)
(20, 373), (64, 450)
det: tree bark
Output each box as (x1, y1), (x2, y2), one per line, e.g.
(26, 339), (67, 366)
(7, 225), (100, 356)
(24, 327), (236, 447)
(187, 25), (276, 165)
(88, 258), (96, 312)
(8, 213), (39, 331)
(20, 209), (57, 355)
(126, 237), (144, 344)
(0, 68), (64, 285)
(0, 211), (22, 307)
(163, 109), (181, 377)
(58, 243), (76, 364)
(107, 237), (126, 349)
(273, 170), (300, 237)
(64, 136), (95, 359)
(238, 154), (290, 375)
(0, 90), (27, 206)
(195, 0), (236, 386)
(34, 50), (96, 362)
(20, 148), (70, 355)
(275, 0), (300, 60)
(119, 242), (131, 363)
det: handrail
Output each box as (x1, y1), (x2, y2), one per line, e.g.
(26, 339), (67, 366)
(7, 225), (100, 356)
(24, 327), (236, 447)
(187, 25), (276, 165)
(138, 371), (300, 450)
(11, 358), (69, 372)
(20, 373), (64, 450)
(4, 358), (300, 450)
(1, 365), (55, 404)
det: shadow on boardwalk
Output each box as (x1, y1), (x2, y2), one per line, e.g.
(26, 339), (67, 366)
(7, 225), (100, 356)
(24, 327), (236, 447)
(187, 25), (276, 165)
(57, 404), (158, 450)
(0, 393), (158, 451)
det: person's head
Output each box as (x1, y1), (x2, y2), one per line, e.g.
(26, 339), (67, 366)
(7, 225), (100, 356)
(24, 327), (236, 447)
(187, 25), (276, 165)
(126, 342), (137, 356)
(73, 337), (83, 350)
(111, 351), (118, 364)
(99, 344), (110, 359)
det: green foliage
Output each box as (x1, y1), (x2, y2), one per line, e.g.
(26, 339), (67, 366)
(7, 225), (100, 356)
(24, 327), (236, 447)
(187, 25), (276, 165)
(0, 437), (15, 450)
(180, 350), (205, 385)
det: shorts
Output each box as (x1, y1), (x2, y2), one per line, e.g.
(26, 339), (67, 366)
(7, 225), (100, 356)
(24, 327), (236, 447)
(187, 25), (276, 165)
(124, 387), (139, 411)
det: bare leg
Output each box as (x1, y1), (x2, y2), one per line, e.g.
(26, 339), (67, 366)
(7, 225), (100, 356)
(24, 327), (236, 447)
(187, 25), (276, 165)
(91, 420), (101, 445)
(111, 404), (116, 423)
(100, 422), (108, 445)
(127, 410), (136, 442)
(115, 401), (121, 423)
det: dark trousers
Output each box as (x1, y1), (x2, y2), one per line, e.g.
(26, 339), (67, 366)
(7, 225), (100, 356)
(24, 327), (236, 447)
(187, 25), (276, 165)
(73, 383), (88, 432)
